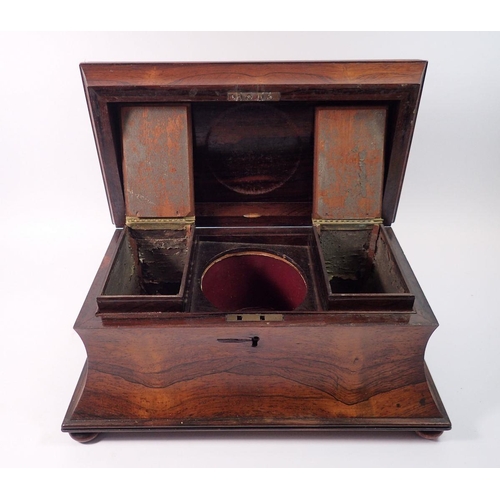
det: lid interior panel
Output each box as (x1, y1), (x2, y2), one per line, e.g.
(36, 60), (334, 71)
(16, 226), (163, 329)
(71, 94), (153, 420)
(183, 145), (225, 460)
(81, 61), (427, 227)
(313, 107), (387, 221)
(122, 105), (194, 219)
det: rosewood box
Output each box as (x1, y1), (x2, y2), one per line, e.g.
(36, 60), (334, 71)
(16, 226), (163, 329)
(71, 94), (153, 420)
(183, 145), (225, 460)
(62, 61), (451, 442)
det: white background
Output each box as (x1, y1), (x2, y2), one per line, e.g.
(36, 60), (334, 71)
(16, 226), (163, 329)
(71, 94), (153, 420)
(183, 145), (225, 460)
(0, 32), (499, 468)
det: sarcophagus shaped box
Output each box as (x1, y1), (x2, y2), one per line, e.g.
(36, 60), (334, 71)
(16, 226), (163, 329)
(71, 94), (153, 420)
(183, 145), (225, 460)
(62, 62), (451, 442)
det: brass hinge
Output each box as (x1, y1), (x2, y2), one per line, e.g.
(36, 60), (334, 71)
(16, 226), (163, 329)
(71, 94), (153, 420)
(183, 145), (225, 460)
(312, 218), (384, 227)
(126, 216), (195, 229)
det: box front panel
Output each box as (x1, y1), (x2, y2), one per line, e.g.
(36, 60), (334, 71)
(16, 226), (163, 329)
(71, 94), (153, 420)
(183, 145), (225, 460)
(68, 323), (443, 427)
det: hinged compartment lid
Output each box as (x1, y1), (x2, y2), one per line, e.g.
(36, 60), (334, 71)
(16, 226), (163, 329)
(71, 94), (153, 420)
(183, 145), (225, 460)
(81, 61), (427, 227)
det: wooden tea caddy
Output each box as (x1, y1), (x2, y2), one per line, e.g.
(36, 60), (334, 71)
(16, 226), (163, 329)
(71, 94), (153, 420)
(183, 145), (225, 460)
(62, 61), (451, 442)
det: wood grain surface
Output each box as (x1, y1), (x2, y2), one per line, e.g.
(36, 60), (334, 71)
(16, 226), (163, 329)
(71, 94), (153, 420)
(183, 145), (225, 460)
(81, 61), (427, 88)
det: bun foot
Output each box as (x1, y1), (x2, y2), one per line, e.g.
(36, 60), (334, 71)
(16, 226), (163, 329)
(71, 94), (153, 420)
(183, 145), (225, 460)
(69, 432), (101, 443)
(415, 430), (443, 440)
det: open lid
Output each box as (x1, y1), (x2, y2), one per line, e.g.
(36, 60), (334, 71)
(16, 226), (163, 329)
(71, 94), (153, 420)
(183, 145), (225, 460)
(80, 61), (427, 227)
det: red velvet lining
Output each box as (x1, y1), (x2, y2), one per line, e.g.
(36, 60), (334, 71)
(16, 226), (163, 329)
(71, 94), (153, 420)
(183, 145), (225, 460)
(201, 252), (307, 312)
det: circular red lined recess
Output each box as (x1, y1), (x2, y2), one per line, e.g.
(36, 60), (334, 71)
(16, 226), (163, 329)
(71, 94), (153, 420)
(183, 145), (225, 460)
(201, 251), (307, 312)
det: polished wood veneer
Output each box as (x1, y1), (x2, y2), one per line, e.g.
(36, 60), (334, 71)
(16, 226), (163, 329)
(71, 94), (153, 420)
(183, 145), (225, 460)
(63, 61), (450, 442)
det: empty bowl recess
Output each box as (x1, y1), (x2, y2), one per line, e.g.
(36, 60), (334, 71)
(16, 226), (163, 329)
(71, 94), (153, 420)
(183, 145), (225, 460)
(200, 251), (307, 312)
